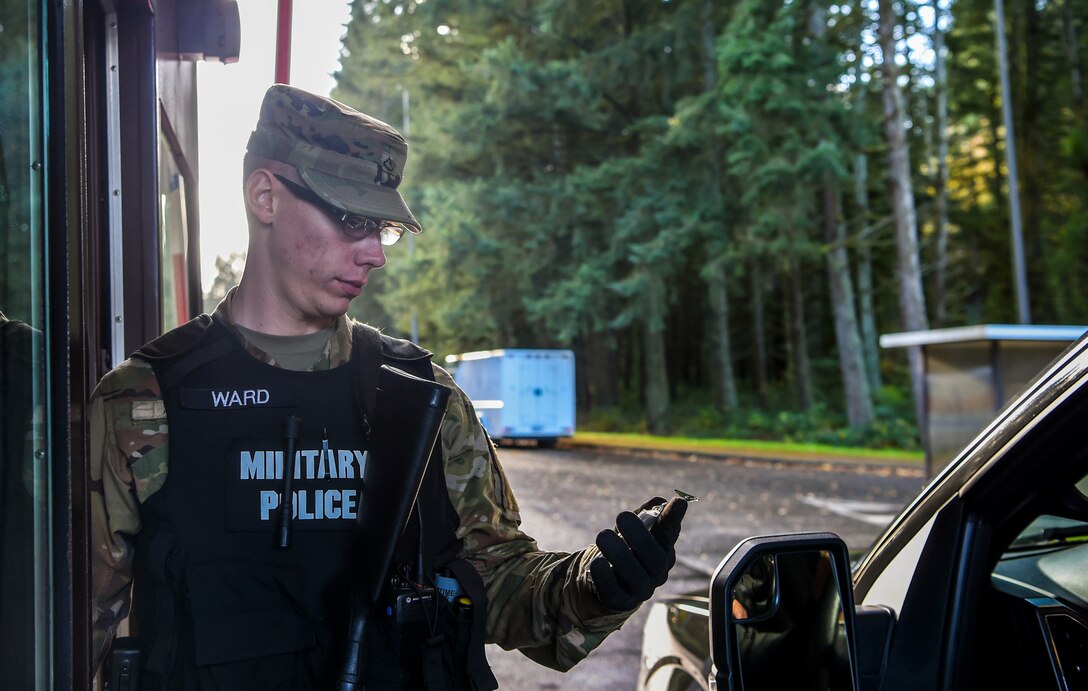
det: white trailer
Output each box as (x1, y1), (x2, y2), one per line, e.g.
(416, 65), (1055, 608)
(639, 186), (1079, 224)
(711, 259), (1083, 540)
(446, 349), (576, 445)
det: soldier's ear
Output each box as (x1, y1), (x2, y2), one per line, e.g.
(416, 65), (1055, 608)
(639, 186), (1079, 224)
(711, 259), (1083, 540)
(245, 169), (276, 225)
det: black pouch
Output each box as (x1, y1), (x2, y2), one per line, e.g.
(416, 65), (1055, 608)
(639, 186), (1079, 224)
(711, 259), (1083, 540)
(419, 595), (475, 691)
(105, 637), (141, 691)
(183, 560), (321, 690)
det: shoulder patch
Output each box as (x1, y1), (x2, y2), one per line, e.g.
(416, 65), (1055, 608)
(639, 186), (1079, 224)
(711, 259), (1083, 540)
(131, 400), (166, 421)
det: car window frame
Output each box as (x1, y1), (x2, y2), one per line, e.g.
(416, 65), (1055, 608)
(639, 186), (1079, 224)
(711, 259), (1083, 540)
(867, 344), (1088, 691)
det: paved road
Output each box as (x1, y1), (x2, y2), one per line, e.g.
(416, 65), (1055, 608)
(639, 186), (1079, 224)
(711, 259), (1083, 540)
(483, 445), (926, 690)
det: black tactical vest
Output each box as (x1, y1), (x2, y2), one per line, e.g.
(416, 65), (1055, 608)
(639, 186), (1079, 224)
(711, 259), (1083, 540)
(130, 316), (496, 691)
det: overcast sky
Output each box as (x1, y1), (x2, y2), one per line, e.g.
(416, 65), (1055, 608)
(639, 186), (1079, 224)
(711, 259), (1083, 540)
(196, 0), (352, 288)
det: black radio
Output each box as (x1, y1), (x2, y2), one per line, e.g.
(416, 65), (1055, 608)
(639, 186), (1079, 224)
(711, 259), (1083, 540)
(386, 568), (439, 644)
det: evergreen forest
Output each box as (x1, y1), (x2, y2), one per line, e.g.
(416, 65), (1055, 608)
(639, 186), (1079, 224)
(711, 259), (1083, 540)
(319, 0), (1088, 449)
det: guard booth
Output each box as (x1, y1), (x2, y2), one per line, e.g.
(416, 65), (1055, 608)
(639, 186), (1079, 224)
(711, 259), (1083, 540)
(0, 1), (238, 687)
(880, 325), (1087, 476)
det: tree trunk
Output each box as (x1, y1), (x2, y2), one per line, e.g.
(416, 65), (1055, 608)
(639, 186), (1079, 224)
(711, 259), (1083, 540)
(932, 0), (951, 326)
(1022, 0), (1044, 310)
(583, 332), (620, 409)
(1060, 0), (1088, 183)
(808, 1), (871, 428)
(1061, 0), (1086, 122)
(878, 0), (929, 439)
(855, 227), (882, 394)
(750, 257), (769, 406)
(707, 259), (739, 411)
(786, 261), (814, 411)
(643, 277), (671, 434)
(701, 0), (738, 413)
(823, 176), (873, 428)
(852, 11), (882, 395)
(852, 138), (882, 392)
(994, 0), (1031, 324)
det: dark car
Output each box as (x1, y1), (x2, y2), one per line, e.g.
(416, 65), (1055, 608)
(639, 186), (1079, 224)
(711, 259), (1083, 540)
(638, 334), (1088, 691)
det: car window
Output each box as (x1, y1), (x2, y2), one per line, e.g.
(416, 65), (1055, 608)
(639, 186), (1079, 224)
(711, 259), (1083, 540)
(993, 469), (1088, 608)
(1007, 515), (1088, 551)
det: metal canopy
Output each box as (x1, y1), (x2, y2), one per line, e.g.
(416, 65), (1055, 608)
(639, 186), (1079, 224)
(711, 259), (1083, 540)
(880, 324), (1087, 349)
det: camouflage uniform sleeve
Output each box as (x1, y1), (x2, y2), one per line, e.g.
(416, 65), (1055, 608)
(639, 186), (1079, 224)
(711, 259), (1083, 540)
(89, 359), (168, 670)
(435, 366), (633, 672)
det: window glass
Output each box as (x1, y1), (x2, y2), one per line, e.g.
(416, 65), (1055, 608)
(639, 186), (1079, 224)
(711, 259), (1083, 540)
(994, 470), (1088, 608)
(0, 0), (52, 687)
(159, 134), (191, 330)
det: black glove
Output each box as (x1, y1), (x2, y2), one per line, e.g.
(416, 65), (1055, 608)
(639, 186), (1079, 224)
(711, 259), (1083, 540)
(590, 496), (688, 612)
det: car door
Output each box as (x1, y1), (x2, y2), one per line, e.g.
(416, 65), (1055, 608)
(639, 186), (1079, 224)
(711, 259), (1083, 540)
(850, 336), (1088, 691)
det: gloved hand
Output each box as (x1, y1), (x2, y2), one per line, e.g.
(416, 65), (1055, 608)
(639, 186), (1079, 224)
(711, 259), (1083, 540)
(589, 496), (688, 612)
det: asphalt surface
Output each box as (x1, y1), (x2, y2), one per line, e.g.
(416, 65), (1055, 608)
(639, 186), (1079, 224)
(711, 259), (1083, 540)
(483, 443), (926, 690)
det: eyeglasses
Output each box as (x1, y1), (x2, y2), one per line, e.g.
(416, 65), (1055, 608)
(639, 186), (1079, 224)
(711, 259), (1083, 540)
(273, 174), (406, 246)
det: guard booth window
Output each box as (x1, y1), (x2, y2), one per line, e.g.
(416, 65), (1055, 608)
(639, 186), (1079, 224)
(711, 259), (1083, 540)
(0, 0), (53, 687)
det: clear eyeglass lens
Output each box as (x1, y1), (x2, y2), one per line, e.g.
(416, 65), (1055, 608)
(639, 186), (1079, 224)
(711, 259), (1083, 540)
(339, 213), (404, 246)
(379, 225), (405, 246)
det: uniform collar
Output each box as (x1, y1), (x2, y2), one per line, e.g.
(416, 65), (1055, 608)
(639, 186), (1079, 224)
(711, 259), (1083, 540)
(211, 287), (353, 370)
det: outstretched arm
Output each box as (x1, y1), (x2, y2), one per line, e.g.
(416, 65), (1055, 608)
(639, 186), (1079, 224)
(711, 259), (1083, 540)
(436, 367), (686, 671)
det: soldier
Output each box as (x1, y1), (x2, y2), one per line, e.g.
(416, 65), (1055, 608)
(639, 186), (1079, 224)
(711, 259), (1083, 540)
(89, 84), (687, 690)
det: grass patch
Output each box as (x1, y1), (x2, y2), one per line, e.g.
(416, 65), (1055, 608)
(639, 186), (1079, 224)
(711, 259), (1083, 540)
(571, 431), (925, 464)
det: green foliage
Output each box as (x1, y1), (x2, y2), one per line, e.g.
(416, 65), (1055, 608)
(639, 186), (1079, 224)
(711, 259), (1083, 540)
(1043, 208), (1088, 322)
(333, 0), (1088, 448)
(581, 384), (921, 451)
(0, 0), (39, 322)
(0, 11), (41, 323)
(580, 405), (647, 435)
(941, 0), (1088, 325)
(202, 253), (246, 313)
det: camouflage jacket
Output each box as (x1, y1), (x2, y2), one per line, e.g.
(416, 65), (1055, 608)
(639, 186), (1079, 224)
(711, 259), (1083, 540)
(89, 293), (631, 673)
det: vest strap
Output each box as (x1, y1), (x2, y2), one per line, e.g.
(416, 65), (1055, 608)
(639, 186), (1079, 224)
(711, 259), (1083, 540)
(422, 634), (452, 691)
(444, 559), (499, 690)
(351, 323), (384, 438)
(133, 315), (233, 392)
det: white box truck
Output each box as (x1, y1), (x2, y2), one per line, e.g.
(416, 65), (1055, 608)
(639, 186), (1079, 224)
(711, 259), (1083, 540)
(446, 349), (576, 445)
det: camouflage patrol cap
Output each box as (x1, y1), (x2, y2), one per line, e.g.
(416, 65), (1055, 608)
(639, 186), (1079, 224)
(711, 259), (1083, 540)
(246, 84), (421, 233)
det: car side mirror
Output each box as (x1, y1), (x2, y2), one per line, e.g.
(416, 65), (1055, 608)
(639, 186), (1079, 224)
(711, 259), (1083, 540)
(708, 532), (859, 691)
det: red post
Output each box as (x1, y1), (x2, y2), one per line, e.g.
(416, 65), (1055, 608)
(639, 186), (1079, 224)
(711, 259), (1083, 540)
(275, 0), (293, 84)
